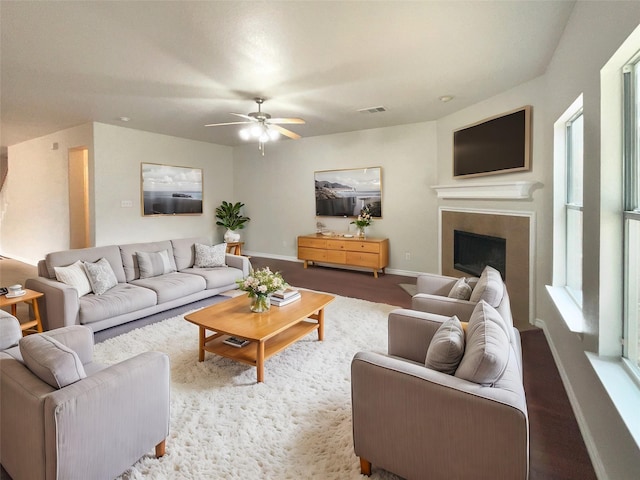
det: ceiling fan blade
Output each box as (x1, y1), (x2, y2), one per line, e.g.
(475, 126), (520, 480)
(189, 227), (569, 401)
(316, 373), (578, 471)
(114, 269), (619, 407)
(269, 117), (306, 125)
(271, 124), (302, 140)
(230, 113), (255, 121)
(204, 121), (252, 127)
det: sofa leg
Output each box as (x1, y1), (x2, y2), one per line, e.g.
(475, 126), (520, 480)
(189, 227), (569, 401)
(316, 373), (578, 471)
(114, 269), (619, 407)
(155, 439), (166, 458)
(360, 457), (371, 476)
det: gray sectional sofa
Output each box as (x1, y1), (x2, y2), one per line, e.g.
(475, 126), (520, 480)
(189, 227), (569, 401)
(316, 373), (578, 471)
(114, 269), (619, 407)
(25, 237), (250, 332)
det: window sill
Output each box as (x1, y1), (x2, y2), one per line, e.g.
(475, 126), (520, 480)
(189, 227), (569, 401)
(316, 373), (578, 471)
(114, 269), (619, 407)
(546, 285), (585, 333)
(586, 354), (640, 448)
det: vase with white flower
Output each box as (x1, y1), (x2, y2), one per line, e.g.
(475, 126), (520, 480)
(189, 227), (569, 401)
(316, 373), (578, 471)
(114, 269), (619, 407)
(236, 267), (288, 312)
(351, 205), (373, 238)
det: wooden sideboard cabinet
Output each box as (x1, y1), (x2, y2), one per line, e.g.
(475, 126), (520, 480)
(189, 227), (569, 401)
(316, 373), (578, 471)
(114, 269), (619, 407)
(297, 234), (389, 278)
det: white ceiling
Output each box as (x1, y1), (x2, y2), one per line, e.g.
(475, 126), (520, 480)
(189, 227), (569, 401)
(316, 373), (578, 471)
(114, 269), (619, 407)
(0, 1), (575, 150)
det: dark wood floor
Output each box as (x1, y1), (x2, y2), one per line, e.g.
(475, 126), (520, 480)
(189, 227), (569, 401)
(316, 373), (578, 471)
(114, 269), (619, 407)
(250, 257), (597, 480)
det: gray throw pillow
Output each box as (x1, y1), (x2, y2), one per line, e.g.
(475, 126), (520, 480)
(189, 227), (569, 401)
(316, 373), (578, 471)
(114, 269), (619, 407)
(455, 300), (511, 386)
(83, 258), (118, 295)
(136, 249), (176, 278)
(20, 334), (87, 389)
(425, 316), (465, 374)
(469, 265), (504, 307)
(447, 277), (473, 300)
(194, 243), (227, 268)
(54, 259), (92, 296)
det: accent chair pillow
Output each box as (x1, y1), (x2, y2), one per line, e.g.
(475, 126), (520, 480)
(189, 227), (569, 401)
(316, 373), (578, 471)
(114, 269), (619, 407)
(54, 260), (92, 297)
(425, 315), (465, 375)
(194, 243), (227, 268)
(83, 258), (118, 295)
(447, 277), (473, 301)
(469, 265), (504, 307)
(20, 334), (87, 389)
(136, 249), (176, 279)
(455, 300), (511, 386)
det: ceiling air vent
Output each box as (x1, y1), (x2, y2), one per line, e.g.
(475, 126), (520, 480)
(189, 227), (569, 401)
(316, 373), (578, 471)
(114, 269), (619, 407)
(357, 106), (387, 114)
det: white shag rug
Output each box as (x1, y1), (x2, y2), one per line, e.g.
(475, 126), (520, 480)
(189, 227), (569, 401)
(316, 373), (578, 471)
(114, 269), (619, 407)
(93, 294), (403, 480)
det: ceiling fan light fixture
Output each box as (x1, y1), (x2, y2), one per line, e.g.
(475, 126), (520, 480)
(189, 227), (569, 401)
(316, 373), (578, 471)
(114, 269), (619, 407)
(250, 125), (263, 137)
(239, 128), (251, 141)
(267, 128), (280, 141)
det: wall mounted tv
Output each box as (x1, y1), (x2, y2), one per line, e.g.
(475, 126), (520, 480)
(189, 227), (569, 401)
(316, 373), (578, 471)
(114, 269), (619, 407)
(453, 105), (531, 178)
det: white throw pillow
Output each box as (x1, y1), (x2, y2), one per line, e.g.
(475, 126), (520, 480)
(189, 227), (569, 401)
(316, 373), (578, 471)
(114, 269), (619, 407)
(83, 258), (118, 295)
(20, 334), (86, 389)
(194, 243), (227, 268)
(136, 249), (176, 278)
(454, 300), (511, 386)
(469, 265), (504, 307)
(425, 316), (465, 374)
(54, 260), (92, 296)
(447, 277), (473, 300)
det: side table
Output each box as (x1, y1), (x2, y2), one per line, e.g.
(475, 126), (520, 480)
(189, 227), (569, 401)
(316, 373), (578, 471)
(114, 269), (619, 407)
(0, 288), (44, 335)
(225, 241), (244, 256)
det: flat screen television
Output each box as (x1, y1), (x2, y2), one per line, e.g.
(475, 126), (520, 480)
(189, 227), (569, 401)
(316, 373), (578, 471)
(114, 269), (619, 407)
(453, 105), (531, 178)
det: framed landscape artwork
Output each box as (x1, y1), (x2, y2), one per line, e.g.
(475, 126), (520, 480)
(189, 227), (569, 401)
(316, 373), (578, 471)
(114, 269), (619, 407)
(141, 163), (203, 216)
(315, 167), (382, 217)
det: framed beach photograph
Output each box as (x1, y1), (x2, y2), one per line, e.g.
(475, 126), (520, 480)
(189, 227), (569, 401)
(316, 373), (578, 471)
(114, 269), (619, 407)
(314, 167), (382, 217)
(141, 163), (203, 216)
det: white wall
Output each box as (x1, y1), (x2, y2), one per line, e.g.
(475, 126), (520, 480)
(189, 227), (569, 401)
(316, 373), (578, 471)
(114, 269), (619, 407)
(1, 123), (93, 263)
(232, 121), (439, 275)
(92, 123), (233, 246)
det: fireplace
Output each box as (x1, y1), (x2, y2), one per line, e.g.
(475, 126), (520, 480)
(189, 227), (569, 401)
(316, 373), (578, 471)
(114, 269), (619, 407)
(454, 230), (506, 279)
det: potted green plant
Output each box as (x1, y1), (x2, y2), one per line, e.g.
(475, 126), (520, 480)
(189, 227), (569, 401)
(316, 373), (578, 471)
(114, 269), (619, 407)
(215, 201), (250, 242)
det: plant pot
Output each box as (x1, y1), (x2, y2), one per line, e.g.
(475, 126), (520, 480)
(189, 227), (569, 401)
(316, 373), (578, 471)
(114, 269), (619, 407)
(224, 229), (241, 242)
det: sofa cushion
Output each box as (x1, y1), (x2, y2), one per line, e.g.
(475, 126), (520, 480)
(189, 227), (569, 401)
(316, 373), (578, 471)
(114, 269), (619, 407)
(425, 316), (465, 374)
(45, 245), (126, 282)
(19, 334), (86, 389)
(119, 241), (178, 282)
(469, 265), (504, 307)
(194, 243), (227, 268)
(54, 260), (92, 296)
(130, 272), (206, 304)
(447, 277), (473, 300)
(0, 311), (22, 350)
(171, 236), (209, 270)
(455, 300), (511, 386)
(182, 266), (245, 290)
(79, 283), (157, 325)
(83, 258), (118, 295)
(136, 250), (177, 279)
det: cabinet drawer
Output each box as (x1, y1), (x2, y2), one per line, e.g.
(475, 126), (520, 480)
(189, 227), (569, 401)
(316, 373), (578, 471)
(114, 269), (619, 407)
(346, 252), (380, 268)
(346, 241), (380, 253)
(298, 237), (327, 249)
(326, 239), (347, 250)
(298, 247), (327, 262)
(326, 250), (346, 264)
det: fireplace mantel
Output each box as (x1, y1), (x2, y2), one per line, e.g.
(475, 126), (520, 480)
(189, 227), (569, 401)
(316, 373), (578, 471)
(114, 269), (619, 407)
(431, 181), (541, 200)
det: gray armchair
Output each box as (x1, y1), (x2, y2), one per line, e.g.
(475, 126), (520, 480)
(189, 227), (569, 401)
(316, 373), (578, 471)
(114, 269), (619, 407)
(351, 307), (529, 479)
(0, 310), (170, 480)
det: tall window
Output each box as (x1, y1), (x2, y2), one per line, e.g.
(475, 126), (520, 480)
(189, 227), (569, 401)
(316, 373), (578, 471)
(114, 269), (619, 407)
(565, 110), (584, 307)
(623, 54), (640, 371)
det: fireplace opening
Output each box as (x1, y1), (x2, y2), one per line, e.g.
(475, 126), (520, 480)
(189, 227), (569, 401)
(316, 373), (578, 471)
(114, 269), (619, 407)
(454, 230), (506, 280)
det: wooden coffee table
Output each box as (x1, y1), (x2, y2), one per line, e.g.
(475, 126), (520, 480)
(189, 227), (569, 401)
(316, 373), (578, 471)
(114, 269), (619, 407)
(184, 290), (334, 382)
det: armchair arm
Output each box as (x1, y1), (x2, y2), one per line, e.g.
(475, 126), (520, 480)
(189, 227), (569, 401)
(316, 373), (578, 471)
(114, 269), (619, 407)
(43, 351), (170, 480)
(387, 309), (451, 363)
(415, 273), (458, 295)
(25, 276), (80, 331)
(411, 293), (477, 322)
(43, 325), (94, 364)
(225, 253), (251, 277)
(351, 351), (529, 480)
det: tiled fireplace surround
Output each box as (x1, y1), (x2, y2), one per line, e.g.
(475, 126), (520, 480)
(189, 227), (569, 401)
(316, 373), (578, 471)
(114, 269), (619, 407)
(440, 208), (532, 330)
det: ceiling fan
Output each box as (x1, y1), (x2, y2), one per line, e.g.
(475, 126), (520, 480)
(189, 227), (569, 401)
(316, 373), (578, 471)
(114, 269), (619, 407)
(205, 97), (305, 154)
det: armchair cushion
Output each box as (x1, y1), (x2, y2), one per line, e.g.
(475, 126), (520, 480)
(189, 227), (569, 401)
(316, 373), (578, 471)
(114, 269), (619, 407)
(469, 265), (504, 307)
(447, 277), (473, 300)
(0, 311), (22, 350)
(20, 334), (87, 388)
(455, 300), (510, 386)
(425, 315), (465, 374)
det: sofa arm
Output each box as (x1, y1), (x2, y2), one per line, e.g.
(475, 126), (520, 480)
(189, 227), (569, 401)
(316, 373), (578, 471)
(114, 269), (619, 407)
(387, 309), (451, 364)
(411, 293), (477, 322)
(25, 276), (80, 331)
(43, 351), (170, 480)
(415, 273), (458, 295)
(225, 253), (251, 277)
(351, 351), (529, 480)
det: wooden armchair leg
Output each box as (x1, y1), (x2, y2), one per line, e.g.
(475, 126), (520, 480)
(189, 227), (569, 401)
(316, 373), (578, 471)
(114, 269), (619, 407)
(155, 439), (166, 457)
(360, 457), (372, 476)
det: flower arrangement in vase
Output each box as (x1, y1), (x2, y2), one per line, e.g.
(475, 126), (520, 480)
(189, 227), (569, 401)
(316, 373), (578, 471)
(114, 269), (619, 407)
(350, 205), (373, 237)
(236, 267), (287, 312)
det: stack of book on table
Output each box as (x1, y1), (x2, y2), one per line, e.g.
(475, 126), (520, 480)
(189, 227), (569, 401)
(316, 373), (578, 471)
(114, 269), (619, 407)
(270, 288), (301, 306)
